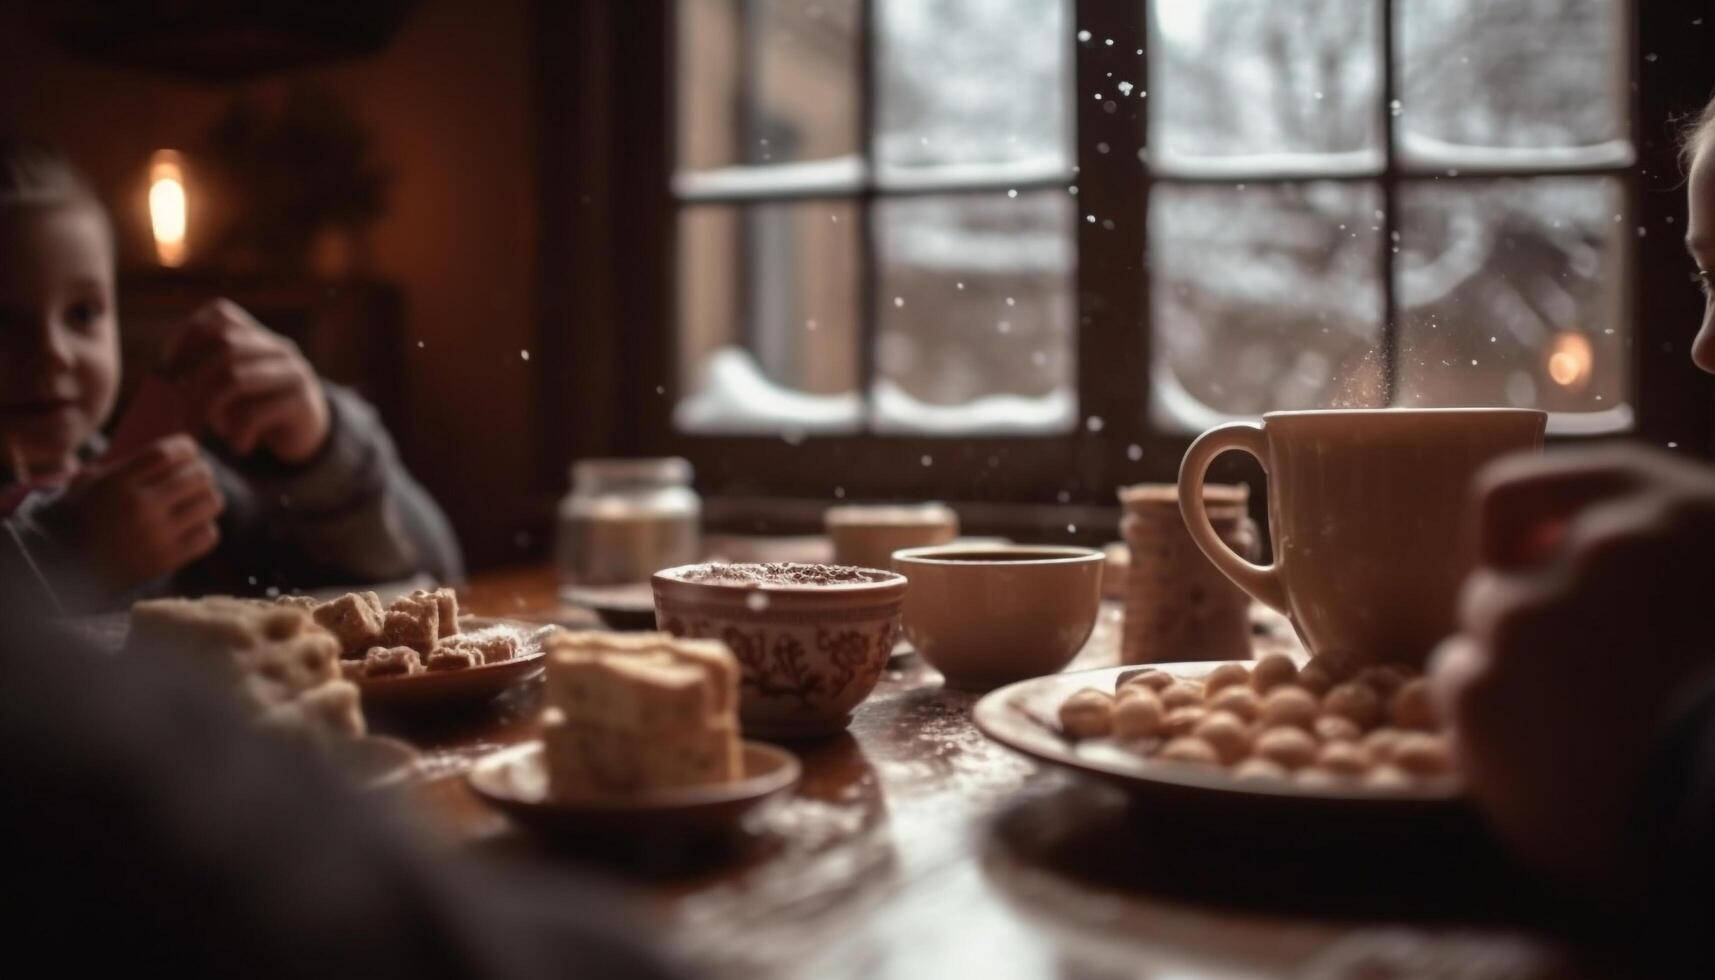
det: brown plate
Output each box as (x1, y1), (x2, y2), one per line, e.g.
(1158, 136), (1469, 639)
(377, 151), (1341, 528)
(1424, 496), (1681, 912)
(354, 617), (549, 712)
(973, 663), (1476, 845)
(467, 740), (800, 840)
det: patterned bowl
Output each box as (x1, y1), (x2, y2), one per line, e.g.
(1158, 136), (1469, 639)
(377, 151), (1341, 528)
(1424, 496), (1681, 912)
(652, 562), (908, 738)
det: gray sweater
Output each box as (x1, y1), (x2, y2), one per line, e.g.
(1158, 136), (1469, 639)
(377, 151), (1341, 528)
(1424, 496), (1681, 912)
(0, 383), (462, 613)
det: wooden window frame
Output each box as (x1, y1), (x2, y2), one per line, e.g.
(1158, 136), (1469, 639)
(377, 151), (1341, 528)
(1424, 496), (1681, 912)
(533, 1), (1715, 514)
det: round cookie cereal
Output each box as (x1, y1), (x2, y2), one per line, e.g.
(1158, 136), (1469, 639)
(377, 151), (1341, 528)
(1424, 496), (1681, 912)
(1232, 757), (1289, 782)
(1192, 710), (1253, 765)
(1159, 680), (1205, 710)
(1355, 664), (1412, 698)
(1158, 736), (1219, 766)
(1059, 688), (1114, 738)
(1259, 686), (1318, 730)
(1113, 686), (1165, 738)
(1322, 682), (1384, 729)
(1249, 652), (1298, 694)
(1392, 732), (1453, 775)
(1313, 714), (1363, 744)
(1207, 685), (1261, 723)
(1316, 740), (1369, 776)
(1294, 767), (1339, 789)
(1389, 678), (1437, 731)
(1253, 725), (1317, 769)
(1162, 705), (1208, 737)
(1119, 668), (1174, 693)
(1362, 727), (1405, 764)
(1202, 662), (1251, 698)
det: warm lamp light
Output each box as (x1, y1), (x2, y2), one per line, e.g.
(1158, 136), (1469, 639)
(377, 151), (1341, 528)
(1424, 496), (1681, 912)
(1546, 331), (1593, 389)
(148, 150), (188, 267)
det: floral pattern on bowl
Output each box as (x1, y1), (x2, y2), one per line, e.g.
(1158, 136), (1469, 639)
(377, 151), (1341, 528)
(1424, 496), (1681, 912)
(652, 563), (907, 738)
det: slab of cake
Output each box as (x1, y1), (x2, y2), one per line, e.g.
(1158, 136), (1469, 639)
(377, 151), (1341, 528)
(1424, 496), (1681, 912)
(540, 630), (744, 798)
(126, 596), (366, 745)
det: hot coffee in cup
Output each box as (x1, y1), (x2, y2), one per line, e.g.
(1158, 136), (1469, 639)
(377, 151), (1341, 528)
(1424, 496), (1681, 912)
(1178, 408), (1546, 670)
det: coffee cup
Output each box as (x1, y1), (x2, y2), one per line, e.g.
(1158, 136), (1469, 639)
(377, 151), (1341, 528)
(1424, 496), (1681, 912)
(1178, 408), (1546, 670)
(825, 502), (958, 571)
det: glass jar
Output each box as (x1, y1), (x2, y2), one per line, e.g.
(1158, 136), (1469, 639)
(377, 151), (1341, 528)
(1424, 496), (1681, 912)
(555, 457), (701, 587)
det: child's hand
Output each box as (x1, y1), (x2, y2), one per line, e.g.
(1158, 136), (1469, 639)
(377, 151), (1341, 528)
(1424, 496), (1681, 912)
(1430, 445), (1715, 886)
(55, 435), (224, 589)
(163, 299), (330, 464)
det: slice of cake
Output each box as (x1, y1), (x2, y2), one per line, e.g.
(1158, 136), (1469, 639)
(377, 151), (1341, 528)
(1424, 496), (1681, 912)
(541, 630), (742, 797)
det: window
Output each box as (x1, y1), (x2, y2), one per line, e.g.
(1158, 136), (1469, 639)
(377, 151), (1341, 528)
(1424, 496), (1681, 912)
(1149, 0), (1633, 434)
(672, 0), (1077, 437)
(538, 1), (1707, 504)
(670, 0), (1636, 443)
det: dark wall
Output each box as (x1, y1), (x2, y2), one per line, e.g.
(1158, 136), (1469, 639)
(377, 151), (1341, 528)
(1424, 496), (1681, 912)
(0, 0), (547, 571)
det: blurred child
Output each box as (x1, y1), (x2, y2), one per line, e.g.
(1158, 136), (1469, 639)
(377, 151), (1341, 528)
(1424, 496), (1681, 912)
(1430, 97), (1715, 967)
(0, 138), (461, 612)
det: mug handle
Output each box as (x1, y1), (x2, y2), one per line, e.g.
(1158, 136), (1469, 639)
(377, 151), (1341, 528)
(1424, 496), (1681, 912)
(1177, 422), (1288, 613)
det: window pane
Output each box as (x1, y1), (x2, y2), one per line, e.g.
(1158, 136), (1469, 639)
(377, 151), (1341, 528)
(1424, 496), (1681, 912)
(1396, 177), (1629, 422)
(1148, 0), (1382, 174)
(1397, 0), (1626, 166)
(1149, 182), (1385, 427)
(676, 0), (860, 172)
(873, 190), (1075, 434)
(874, 0), (1071, 177)
(676, 201), (862, 434)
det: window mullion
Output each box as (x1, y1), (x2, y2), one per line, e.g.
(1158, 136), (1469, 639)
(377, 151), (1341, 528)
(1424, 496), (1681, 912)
(1380, 0), (1401, 405)
(1073, 0), (1151, 490)
(856, 0), (879, 434)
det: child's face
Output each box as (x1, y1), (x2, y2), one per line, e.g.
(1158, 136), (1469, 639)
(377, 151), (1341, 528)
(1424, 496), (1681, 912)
(1688, 143), (1715, 374)
(0, 203), (119, 478)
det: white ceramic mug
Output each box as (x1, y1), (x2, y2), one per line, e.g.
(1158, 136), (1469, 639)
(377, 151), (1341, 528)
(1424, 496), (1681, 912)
(1178, 408), (1546, 668)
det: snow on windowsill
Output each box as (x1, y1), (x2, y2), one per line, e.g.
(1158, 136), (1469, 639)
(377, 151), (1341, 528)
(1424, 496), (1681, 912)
(1148, 358), (1635, 437)
(869, 379), (1074, 435)
(1147, 147), (1385, 181)
(674, 347), (861, 435)
(674, 345), (1074, 437)
(1397, 133), (1634, 174)
(673, 156), (866, 201)
(873, 155), (1072, 193)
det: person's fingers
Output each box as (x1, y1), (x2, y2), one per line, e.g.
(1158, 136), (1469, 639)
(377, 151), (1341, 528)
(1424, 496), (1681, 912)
(167, 483), (225, 528)
(199, 358), (303, 437)
(174, 520), (221, 564)
(162, 299), (278, 378)
(1473, 450), (1643, 571)
(139, 454), (215, 506)
(1456, 565), (1562, 642)
(161, 305), (243, 375)
(219, 386), (310, 456)
(183, 346), (295, 413)
(106, 433), (200, 483)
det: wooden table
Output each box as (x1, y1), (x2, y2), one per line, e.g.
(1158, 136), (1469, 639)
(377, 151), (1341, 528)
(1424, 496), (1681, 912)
(378, 566), (1611, 980)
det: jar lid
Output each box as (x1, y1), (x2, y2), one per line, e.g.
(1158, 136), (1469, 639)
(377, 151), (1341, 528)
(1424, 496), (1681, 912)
(570, 457), (694, 488)
(1117, 482), (1248, 509)
(824, 501), (956, 526)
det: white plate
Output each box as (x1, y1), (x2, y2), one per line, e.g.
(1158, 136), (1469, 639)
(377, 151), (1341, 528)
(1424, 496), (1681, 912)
(973, 663), (1472, 842)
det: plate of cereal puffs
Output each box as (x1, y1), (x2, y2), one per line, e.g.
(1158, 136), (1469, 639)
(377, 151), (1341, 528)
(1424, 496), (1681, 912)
(973, 655), (1473, 839)
(287, 587), (550, 710)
